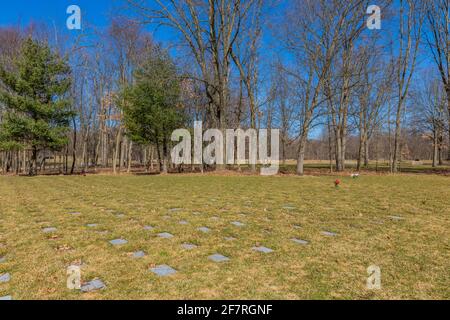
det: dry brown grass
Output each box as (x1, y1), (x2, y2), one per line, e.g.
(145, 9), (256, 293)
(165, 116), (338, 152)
(0, 174), (448, 300)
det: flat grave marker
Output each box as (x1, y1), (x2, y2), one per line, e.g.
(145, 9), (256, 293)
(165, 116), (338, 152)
(150, 264), (177, 277)
(291, 238), (309, 245)
(321, 231), (338, 237)
(0, 273), (11, 283)
(252, 246), (274, 254)
(132, 251), (146, 259)
(109, 239), (128, 246)
(158, 232), (174, 239)
(198, 227), (211, 233)
(387, 215), (405, 221)
(81, 279), (106, 292)
(208, 254), (230, 263)
(181, 243), (197, 250)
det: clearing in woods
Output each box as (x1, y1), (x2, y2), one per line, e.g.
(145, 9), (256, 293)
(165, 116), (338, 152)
(0, 174), (448, 299)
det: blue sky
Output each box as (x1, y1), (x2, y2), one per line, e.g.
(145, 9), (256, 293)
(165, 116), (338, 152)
(0, 0), (114, 29)
(0, 0), (186, 51)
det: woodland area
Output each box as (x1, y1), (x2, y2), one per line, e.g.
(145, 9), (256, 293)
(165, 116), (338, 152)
(0, 0), (449, 176)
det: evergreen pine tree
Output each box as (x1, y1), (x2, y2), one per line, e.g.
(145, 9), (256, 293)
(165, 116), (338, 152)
(0, 38), (73, 175)
(120, 47), (184, 173)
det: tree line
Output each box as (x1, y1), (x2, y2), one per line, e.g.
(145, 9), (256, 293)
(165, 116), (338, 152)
(0, 0), (449, 176)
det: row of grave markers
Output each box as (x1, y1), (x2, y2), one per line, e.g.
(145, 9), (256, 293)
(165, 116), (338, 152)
(0, 209), (404, 297)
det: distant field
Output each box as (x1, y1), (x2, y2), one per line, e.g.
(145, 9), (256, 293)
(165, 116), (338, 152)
(0, 174), (449, 299)
(278, 160), (450, 175)
(12, 159), (450, 176)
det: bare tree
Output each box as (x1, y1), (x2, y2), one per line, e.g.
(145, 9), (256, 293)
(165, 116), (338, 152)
(107, 18), (145, 174)
(392, 0), (424, 172)
(323, 0), (376, 172)
(280, 0), (369, 175)
(271, 61), (295, 165)
(128, 1), (254, 130)
(413, 76), (447, 167)
(230, 0), (263, 172)
(355, 45), (394, 170)
(425, 0), (450, 161)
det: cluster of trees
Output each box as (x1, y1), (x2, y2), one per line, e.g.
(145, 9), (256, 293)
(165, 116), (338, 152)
(0, 0), (449, 176)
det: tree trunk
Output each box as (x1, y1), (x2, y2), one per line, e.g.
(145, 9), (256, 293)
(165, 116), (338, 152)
(22, 150), (27, 174)
(80, 138), (87, 173)
(162, 139), (169, 174)
(127, 141), (133, 173)
(364, 138), (370, 167)
(335, 129), (344, 172)
(144, 147), (148, 171)
(296, 134), (308, 176)
(94, 132), (101, 170)
(119, 138), (125, 172)
(64, 146), (68, 174)
(340, 124), (347, 172)
(29, 147), (37, 176)
(387, 104), (391, 170)
(357, 120), (364, 171)
(112, 127), (122, 174)
(156, 142), (162, 173)
(70, 117), (77, 175)
(447, 92), (450, 161)
(327, 119), (333, 173)
(432, 131), (438, 168)
(150, 146), (154, 171)
(102, 130), (108, 167)
(392, 100), (403, 173)
(14, 151), (19, 175)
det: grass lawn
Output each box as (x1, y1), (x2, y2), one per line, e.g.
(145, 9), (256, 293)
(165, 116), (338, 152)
(0, 174), (449, 300)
